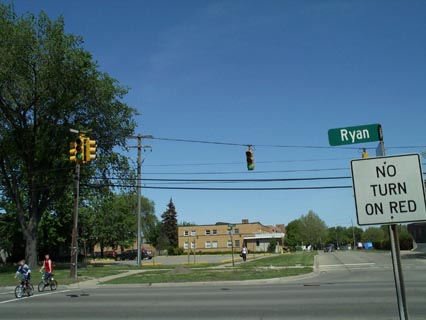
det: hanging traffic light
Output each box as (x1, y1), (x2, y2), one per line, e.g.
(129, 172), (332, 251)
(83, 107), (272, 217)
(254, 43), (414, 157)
(362, 148), (369, 159)
(69, 141), (77, 162)
(84, 137), (97, 163)
(75, 137), (84, 163)
(246, 147), (254, 171)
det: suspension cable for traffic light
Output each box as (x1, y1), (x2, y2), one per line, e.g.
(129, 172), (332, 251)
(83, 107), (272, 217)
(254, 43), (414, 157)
(145, 136), (426, 151)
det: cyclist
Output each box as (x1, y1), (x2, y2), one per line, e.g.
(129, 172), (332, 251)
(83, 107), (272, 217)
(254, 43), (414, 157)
(39, 254), (53, 280)
(15, 260), (31, 288)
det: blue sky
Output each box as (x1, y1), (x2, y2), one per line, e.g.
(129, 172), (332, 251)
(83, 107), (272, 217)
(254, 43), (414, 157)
(9, 0), (426, 227)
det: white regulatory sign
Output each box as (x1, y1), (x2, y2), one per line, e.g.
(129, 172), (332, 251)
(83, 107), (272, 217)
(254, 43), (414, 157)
(351, 154), (426, 226)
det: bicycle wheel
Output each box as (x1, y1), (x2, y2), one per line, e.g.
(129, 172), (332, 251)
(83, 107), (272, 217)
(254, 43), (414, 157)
(38, 281), (46, 292)
(14, 285), (24, 298)
(27, 284), (34, 296)
(50, 280), (58, 291)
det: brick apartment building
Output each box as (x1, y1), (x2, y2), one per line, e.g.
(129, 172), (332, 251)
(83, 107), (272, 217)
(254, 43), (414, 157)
(178, 219), (286, 253)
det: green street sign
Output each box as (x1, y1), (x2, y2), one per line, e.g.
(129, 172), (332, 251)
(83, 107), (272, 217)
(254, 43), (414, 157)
(328, 124), (382, 146)
(228, 224), (236, 228)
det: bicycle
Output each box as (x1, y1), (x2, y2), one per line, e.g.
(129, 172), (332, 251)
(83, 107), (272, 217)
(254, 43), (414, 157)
(15, 277), (34, 298)
(38, 273), (57, 292)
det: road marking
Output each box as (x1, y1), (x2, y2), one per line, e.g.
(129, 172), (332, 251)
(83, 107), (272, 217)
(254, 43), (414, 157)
(0, 289), (71, 304)
(321, 263), (376, 267)
(0, 291), (14, 295)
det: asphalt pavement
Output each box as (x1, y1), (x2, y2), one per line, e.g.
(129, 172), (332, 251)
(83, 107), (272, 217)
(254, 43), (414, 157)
(1, 250), (426, 319)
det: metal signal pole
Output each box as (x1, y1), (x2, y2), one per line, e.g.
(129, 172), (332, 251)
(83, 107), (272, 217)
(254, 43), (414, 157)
(70, 162), (80, 278)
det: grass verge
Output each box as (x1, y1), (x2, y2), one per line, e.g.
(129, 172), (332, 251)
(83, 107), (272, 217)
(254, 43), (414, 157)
(240, 252), (315, 268)
(0, 264), (128, 286)
(103, 267), (313, 284)
(103, 252), (315, 284)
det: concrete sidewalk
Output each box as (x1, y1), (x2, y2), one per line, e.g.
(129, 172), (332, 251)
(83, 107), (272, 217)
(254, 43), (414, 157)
(67, 269), (147, 289)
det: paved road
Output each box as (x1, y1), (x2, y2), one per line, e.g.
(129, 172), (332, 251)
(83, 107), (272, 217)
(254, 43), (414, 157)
(1, 251), (425, 319)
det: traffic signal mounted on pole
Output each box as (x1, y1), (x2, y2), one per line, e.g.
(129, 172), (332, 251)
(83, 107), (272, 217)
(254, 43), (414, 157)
(84, 138), (97, 163)
(69, 141), (77, 162)
(70, 137), (84, 163)
(245, 147), (255, 171)
(75, 137), (84, 163)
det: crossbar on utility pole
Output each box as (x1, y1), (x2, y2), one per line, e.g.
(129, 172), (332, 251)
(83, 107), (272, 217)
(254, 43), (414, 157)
(127, 135), (152, 267)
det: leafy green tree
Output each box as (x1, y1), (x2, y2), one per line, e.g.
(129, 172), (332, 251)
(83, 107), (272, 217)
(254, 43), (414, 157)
(160, 199), (178, 250)
(0, 204), (23, 262)
(146, 221), (161, 248)
(299, 211), (328, 249)
(79, 193), (155, 256)
(140, 196), (158, 245)
(0, 5), (136, 267)
(346, 226), (363, 246)
(326, 226), (351, 247)
(362, 227), (385, 242)
(267, 238), (277, 253)
(284, 219), (303, 250)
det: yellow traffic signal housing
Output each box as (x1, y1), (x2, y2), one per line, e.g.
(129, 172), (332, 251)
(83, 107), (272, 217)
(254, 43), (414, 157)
(75, 137), (84, 163)
(69, 141), (77, 162)
(84, 138), (97, 163)
(246, 148), (254, 171)
(70, 138), (84, 163)
(362, 148), (369, 159)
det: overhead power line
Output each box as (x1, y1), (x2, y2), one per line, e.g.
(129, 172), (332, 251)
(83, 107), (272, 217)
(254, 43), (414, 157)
(83, 183), (353, 191)
(142, 168), (350, 175)
(97, 176), (352, 182)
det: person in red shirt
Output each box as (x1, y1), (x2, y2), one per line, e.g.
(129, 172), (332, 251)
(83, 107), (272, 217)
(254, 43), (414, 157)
(40, 254), (53, 280)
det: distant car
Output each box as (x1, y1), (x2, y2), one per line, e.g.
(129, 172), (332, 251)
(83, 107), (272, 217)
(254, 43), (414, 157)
(142, 249), (153, 260)
(116, 250), (137, 261)
(116, 249), (153, 261)
(324, 244), (335, 252)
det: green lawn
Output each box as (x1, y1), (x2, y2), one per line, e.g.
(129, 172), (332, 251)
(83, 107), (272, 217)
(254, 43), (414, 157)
(0, 264), (128, 287)
(241, 252), (315, 268)
(1, 252), (316, 286)
(104, 267), (313, 284)
(103, 252), (316, 284)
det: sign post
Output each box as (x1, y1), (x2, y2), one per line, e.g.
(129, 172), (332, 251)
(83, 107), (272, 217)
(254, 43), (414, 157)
(351, 156), (426, 320)
(228, 224), (235, 266)
(329, 123), (426, 320)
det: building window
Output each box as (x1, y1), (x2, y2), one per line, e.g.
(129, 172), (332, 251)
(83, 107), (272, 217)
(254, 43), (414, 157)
(184, 242), (189, 249)
(212, 241), (218, 248)
(234, 228), (240, 234)
(191, 241), (195, 249)
(227, 240), (232, 248)
(256, 240), (260, 247)
(212, 229), (218, 235)
(205, 241), (211, 249)
(205, 229), (211, 235)
(184, 230), (189, 236)
(191, 230), (196, 236)
(235, 240), (240, 248)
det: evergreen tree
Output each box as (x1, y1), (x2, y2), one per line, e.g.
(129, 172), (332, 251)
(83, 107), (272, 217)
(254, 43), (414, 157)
(160, 199), (178, 248)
